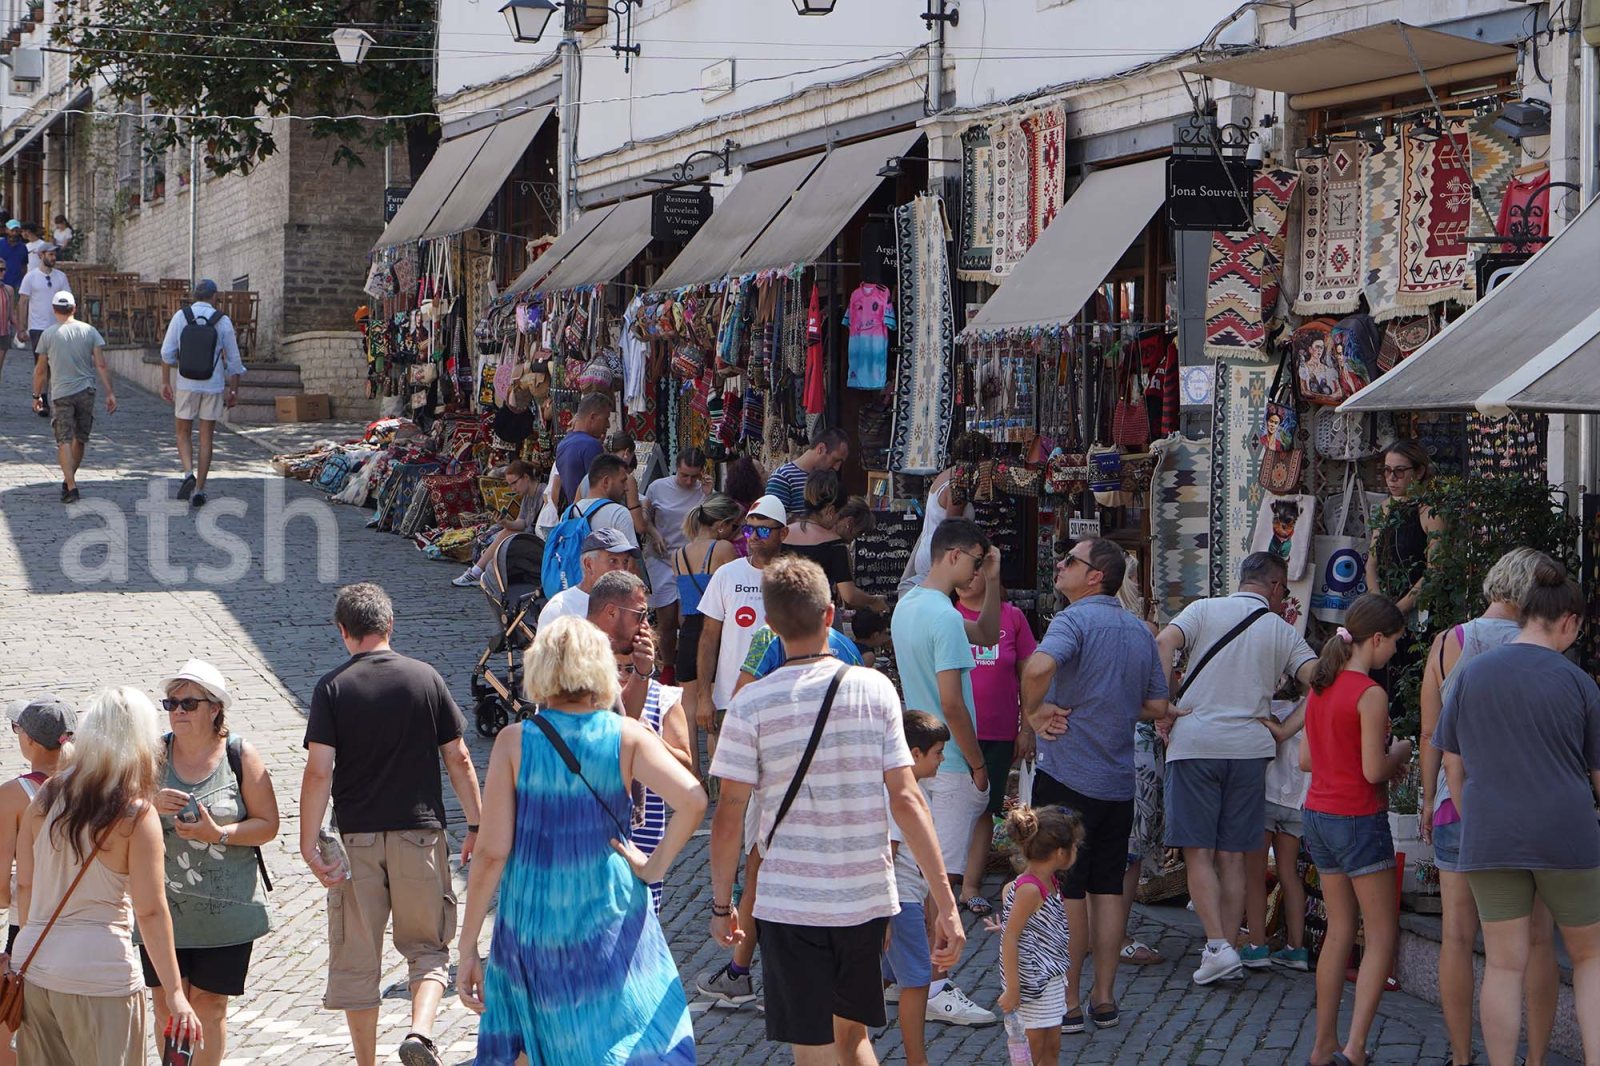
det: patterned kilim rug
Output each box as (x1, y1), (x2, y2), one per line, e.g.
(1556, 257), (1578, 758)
(1292, 139), (1368, 314)
(1150, 433), (1211, 622)
(1462, 113), (1517, 305)
(958, 124), (997, 280)
(1398, 120), (1472, 307)
(1209, 359), (1271, 596)
(1256, 167), (1299, 337)
(1362, 134), (1406, 321)
(1022, 105), (1066, 249)
(1203, 168), (1299, 362)
(990, 117), (1020, 279)
(889, 194), (956, 475)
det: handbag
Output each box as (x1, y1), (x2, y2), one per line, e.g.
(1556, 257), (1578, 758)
(765, 665), (853, 853)
(1112, 354), (1151, 448)
(1261, 349), (1300, 453)
(996, 461), (1042, 498)
(1310, 469), (1373, 624)
(1378, 314), (1434, 372)
(1257, 447), (1304, 495)
(0, 824), (115, 1030)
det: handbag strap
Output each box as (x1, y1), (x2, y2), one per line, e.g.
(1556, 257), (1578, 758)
(1174, 607), (1271, 704)
(766, 663), (853, 851)
(528, 712), (631, 840)
(15, 820), (117, 977)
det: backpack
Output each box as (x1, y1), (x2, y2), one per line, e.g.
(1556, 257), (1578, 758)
(177, 307), (227, 381)
(541, 499), (614, 598)
(161, 733), (273, 892)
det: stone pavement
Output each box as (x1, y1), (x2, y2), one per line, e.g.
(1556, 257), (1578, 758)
(0, 368), (1527, 1064)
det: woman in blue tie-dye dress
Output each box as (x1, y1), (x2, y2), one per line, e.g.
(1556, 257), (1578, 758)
(457, 616), (706, 1065)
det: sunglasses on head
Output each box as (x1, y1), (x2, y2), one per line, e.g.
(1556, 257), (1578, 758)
(161, 697), (211, 713)
(743, 524), (780, 539)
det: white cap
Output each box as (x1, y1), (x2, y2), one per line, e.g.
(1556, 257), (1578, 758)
(746, 494), (789, 525)
(160, 659), (232, 711)
(50, 291), (74, 309)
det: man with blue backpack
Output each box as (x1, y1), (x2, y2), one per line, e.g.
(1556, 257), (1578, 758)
(158, 279), (244, 508)
(538, 453), (641, 622)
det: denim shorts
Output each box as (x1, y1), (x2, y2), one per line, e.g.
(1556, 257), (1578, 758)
(1302, 809), (1395, 878)
(1432, 818), (1463, 873)
(880, 900), (931, 988)
(1164, 758), (1269, 852)
(1264, 800), (1303, 839)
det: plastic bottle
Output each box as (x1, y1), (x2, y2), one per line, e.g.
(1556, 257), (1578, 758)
(1004, 1011), (1031, 1065)
(316, 827), (350, 882)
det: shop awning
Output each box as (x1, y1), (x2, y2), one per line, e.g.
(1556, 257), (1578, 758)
(1186, 21), (1511, 97)
(961, 157), (1168, 338)
(504, 205), (616, 295)
(1341, 195), (1600, 416)
(374, 105), (552, 249)
(731, 128), (923, 274)
(532, 194), (655, 294)
(653, 153), (825, 290)
(0, 88), (92, 170)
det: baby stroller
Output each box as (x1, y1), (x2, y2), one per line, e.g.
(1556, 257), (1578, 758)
(469, 531), (544, 736)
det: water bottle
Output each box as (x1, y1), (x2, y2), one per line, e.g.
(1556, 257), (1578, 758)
(316, 827), (350, 883)
(1004, 1011), (1031, 1065)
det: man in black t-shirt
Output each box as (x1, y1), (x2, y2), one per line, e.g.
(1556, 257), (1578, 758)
(300, 582), (483, 1066)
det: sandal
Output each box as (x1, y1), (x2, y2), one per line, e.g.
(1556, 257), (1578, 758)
(1119, 940), (1162, 966)
(963, 895), (994, 917)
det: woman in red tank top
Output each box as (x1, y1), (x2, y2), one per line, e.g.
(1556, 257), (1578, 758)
(1299, 595), (1413, 1066)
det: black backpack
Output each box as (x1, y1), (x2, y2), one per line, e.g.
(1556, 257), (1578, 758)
(177, 307), (226, 380)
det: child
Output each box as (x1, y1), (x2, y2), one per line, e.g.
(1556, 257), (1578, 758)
(882, 710), (949, 1066)
(1241, 698), (1310, 970)
(849, 606), (892, 668)
(992, 805), (1083, 1066)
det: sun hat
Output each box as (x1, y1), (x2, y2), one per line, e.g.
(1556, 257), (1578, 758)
(161, 659), (233, 711)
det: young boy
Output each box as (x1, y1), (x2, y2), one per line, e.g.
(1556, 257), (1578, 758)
(849, 607), (892, 668)
(883, 710), (949, 1066)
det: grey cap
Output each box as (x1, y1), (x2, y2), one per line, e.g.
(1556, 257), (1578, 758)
(580, 527), (639, 556)
(16, 696), (76, 750)
(193, 278), (218, 300)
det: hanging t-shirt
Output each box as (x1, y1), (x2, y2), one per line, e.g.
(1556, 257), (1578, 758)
(843, 283), (896, 390)
(803, 284), (826, 415)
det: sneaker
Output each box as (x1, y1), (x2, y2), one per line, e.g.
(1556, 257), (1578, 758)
(883, 983), (900, 1003)
(397, 1032), (443, 1066)
(452, 570), (480, 588)
(1271, 946), (1309, 971)
(694, 964), (756, 1005)
(62, 487), (79, 504)
(177, 472), (196, 501)
(1239, 944), (1271, 969)
(191, 491), (207, 508)
(1193, 944), (1244, 985)
(926, 983), (997, 1026)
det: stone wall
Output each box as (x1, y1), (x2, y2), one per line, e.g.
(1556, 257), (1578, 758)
(280, 331), (376, 421)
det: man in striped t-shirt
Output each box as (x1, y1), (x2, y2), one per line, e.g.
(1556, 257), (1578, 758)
(764, 426), (849, 519)
(709, 556), (963, 1063)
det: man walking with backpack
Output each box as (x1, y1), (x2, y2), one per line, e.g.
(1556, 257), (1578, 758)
(159, 279), (244, 508)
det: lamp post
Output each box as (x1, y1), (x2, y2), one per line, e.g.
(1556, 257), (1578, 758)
(499, 0), (559, 44)
(791, 0), (837, 13)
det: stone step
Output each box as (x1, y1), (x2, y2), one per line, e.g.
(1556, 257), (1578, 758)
(236, 382), (303, 404)
(240, 364), (303, 386)
(224, 398), (283, 425)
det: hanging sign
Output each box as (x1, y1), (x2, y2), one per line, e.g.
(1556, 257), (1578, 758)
(383, 186), (411, 223)
(652, 187), (712, 243)
(1166, 156), (1253, 231)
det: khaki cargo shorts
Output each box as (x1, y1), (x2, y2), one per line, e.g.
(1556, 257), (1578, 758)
(50, 387), (94, 444)
(324, 828), (457, 1011)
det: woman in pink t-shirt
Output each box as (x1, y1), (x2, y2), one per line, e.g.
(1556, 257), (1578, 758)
(956, 569), (1037, 913)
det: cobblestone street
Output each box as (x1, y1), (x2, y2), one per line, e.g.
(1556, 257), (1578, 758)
(0, 373), (1522, 1064)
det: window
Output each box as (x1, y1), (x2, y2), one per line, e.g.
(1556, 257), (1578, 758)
(231, 275), (249, 291)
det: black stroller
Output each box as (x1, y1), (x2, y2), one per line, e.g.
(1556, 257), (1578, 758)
(468, 531), (544, 736)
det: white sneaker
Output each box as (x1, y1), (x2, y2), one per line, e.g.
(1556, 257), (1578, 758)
(883, 983), (901, 1003)
(1193, 944), (1244, 985)
(926, 983), (997, 1026)
(451, 571), (479, 588)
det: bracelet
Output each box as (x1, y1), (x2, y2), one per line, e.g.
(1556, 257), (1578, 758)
(711, 902), (733, 917)
(466, 823), (480, 833)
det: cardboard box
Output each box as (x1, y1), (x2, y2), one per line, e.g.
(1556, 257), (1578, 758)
(275, 393), (331, 422)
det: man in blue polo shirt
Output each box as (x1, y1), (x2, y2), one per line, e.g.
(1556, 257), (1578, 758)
(0, 219), (26, 383)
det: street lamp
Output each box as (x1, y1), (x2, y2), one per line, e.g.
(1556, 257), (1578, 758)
(500, 0), (560, 43)
(792, 0), (837, 14)
(330, 27), (375, 65)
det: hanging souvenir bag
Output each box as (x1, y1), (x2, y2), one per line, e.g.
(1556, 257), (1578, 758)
(1311, 467), (1373, 624)
(1260, 348), (1300, 453)
(995, 459), (1042, 498)
(1257, 344), (1306, 495)
(1045, 448), (1092, 496)
(1378, 314), (1434, 372)
(1111, 352), (1151, 448)
(1289, 318), (1340, 406)
(1088, 443), (1124, 502)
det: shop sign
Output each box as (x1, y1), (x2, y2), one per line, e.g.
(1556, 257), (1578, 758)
(1067, 517), (1100, 540)
(383, 185), (411, 223)
(652, 187), (712, 243)
(1166, 156), (1252, 231)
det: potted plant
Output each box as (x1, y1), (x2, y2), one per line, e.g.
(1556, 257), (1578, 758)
(24, 0), (41, 19)
(7, 26), (22, 45)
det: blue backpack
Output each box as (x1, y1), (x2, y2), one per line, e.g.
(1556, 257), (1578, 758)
(541, 500), (613, 598)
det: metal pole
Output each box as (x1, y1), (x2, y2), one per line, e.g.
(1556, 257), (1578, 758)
(925, 2), (945, 115)
(559, 36), (579, 227)
(188, 117), (198, 284)
(1580, 41), (1598, 493)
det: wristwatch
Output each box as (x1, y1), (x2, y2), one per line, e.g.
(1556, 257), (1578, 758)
(217, 830), (232, 847)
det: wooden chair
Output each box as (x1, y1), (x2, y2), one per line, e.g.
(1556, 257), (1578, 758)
(100, 273), (139, 344)
(214, 290), (260, 362)
(133, 282), (166, 344)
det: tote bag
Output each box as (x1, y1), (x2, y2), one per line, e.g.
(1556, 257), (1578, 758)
(1310, 470), (1372, 623)
(1249, 492), (1317, 581)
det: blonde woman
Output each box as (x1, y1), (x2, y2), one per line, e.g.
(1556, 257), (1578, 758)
(457, 617), (704, 1065)
(12, 687), (201, 1065)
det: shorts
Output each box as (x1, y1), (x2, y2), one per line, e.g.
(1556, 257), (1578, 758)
(978, 739), (1015, 818)
(27, 328), (42, 352)
(924, 772), (989, 874)
(50, 387), (93, 444)
(1265, 801), (1303, 839)
(646, 557), (678, 610)
(880, 900), (931, 989)
(1432, 817), (1463, 873)
(1005, 970), (1067, 1031)
(174, 388), (225, 422)
(1468, 867), (1600, 927)
(5, 924), (16, 954)
(1164, 758), (1270, 852)
(1302, 809), (1395, 878)
(676, 613), (704, 683)
(325, 828), (457, 1011)
(139, 940), (255, 997)
(15, 984), (145, 1066)
(1032, 771), (1133, 898)
(759, 917), (890, 1045)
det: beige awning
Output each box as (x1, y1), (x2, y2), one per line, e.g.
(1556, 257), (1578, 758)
(731, 129), (923, 274)
(961, 157), (1167, 338)
(1341, 195), (1600, 416)
(533, 195), (655, 294)
(373, 106), (552, 249)
(653, 153), (825, 290)
(504, 205), (615, 295)
(1186, 21), (1511, 98)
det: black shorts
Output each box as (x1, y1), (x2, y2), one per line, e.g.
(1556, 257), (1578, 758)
(1033, 770), (1133, 900)
(979, 739), (1015, 818)
(758, 917), (889, 1045)
(676, 613), (704, 683)
(5, 924), (15, 955)
(139, 941), (255, 997)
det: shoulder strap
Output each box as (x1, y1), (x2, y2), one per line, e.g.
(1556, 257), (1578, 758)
(766, 664), (852, 851)
(224, 736), (272, 893)
(17, 820), (117, 977)
(529, 713), (630, 840)
(182, 307), (197, 328)
(1014, 873), (1052, 900)
(1174, 607), (1271, 704)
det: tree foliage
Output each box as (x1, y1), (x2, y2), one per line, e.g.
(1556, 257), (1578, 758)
(53, 1), (438, 175)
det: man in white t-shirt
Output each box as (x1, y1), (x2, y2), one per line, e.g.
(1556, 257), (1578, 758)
(536, 528), (638, 629)
(709, 554), (962, 1063)
(695, 494), (787, 734)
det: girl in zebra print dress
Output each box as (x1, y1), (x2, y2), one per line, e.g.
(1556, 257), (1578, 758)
(993, 805), (1084, 1064)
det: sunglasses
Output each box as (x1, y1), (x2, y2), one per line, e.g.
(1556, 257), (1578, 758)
(1382, 465), (1415, 478)
(743, 524), (780, 539)
(161, 697), (212, 713)
(616, 605), (649, 620)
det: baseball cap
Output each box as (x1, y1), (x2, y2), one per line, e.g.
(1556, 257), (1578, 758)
(160, 659), (233, 711)
(193, 278), (219, 300)
(4, 220), (18, 231)
(746, 494), (789, 525)
(16, 697), (77, 751)
(36, 242), (56, 253)
(50, 291), (74, 309)
(580, 527), (639, 556)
